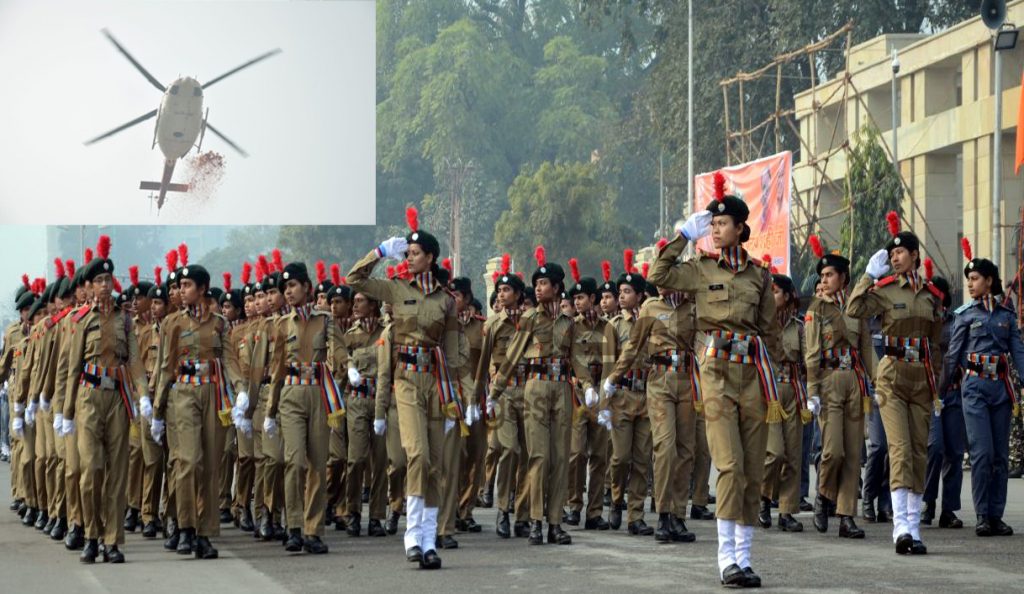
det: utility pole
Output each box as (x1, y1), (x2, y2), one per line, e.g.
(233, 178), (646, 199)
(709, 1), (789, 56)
(443, 157), (475, 277)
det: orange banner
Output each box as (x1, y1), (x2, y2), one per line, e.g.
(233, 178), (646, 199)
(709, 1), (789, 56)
(692, 151), (792, 275)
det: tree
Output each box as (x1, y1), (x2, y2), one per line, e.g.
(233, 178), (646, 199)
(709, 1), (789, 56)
(201, 226), (282, 280)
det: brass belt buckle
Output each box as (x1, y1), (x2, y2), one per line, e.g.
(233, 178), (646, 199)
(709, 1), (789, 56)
(733, 340), (750, 356)
(100, 376), (116, 390)
(983, 360), (999, 375)
(839, 354), (852, 368)
(416, 351), (431, 368)
(904, 347), (920, 362)
(550, 361), (562, 377)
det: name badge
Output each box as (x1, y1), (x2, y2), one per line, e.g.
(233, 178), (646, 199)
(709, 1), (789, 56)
(893, 303), (907, 310)
(970, 321), (983, 330)
(403, 299), (417, 305)
(287, 335), (298, 343)
(709, 284), (724, 291)
(181, 330), (194, 338)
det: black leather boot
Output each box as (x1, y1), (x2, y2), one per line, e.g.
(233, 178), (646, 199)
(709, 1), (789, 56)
(50, 517), (68, 541)
(670, 516), (696, 542)
(528, 520), (544, 545)
(496, 511), (511, 539)
(547, 523), (572, 545)
(777, 513), (803, 532)
(654, 513), (673, 542)
(176, 528), (195, 555)
(239, 507), (255, 532)
(346, 512), (362, 537)
(758, 498), (772, 529)
(284, 528), (303, 552)
(838, 516), (865, 539)
(303, 534), (329, 554)
(194, 536), (219, 559)
(80, 539), (99, 564)
(385, 510), (400, 535)
(813, 495), (829, 533)
(124, 507), (140, 532)
(103, 545), (125, 564)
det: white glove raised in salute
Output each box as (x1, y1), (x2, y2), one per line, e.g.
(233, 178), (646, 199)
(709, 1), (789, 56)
(377, 236), (409, 260)
(676, 210), (713, 241)
(866, 248), (890, 279)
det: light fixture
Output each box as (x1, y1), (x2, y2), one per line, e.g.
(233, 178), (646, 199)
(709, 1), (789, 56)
(995, 26), (1018, 51)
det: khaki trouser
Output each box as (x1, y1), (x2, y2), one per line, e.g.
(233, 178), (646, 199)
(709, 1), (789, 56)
(700, 357), (768, 526)
(52, 424), (67, 520)
(816, 369), (863, 516)
(17, 420), (37, 507)
(168, 383), (226, 537)
(647, 369), (697, 518)
(232, 426), (255, 519)
(11, 433), (22, 501)
(219, 429), (236, 511)
(458, 418), (487, 521)
(763, 382), (803, 514)
(386, 402), (406, 514)
(280, 384), (329, 536)
(609, 388), (652, 523)
(438, 418), (462, 535)
(875, 358), (931, 493)
(254, 384), (285, 521)
(77, 386), (129, 544)
(127, 415), (143, 511)
(64, 421), (82, 525)
(35, 408), (52, 514)
(496, 386), (528, 521)
(346, 395), (387, 520)
(326, 425), (347, 518)
(693, 415), (711, 506)
(140, 414), (165, 523)
(524, 379), (571, 524)
(395, 368), (445, 507)
(567, 407), (609, 520)
(482, 425), (500, 501)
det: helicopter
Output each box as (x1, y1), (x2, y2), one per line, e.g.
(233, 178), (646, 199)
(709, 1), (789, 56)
(84, 29), (281, 211)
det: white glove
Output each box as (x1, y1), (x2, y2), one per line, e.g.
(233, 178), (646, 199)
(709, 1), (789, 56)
(237, 418), (253, 437)
(596, 409), (613, 430)
(53, 413), (63, 432)
(234, 391), (249, 415)
(866, 248), (890, 279)
(602, 378), (617, 399)
(585, 387), (599, 408)
(808, 396), (821, 416)
(25, 401), (37, 426)
(468, 404), (482, 426)
(150, 418), (164, 442)
(347, 367), (362, 387)
(139, 396), (154, 420)
(444, 419), (456, 435)
(61, 417), (75, 436)
(373, 418), (387, 436)
(933, 406), (942, 418)
(485, 397), (497, 417)
(677, 210), (713, 241)
(377, 236), (409, 259)
(12, 416), (24, 438)
(263, 416), (278, 439)
(39, 393), (51, 412)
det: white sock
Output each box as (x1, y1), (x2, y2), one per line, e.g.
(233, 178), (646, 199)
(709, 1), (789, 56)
(403, 496), (424, 551)
(891, 489), (908, 543)
(907, 492), (922, 540)
(734, 523), (754, 569)
(421, 507), (439, 553)
(716, 519), (737, 574)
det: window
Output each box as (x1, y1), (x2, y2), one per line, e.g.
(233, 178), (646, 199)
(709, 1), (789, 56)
(170, 85), (179, 95)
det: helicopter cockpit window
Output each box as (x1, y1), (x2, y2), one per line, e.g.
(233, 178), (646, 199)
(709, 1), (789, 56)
(193, 87), (202, 97)
(170, 85), (179, 95)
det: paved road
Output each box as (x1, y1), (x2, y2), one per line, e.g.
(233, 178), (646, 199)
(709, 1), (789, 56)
(0, 462), (1022, 593)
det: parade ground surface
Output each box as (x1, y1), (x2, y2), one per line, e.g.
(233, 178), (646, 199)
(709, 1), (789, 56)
(1, 463), (1022, 593)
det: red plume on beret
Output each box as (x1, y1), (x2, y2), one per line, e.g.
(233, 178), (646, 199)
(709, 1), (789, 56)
(406, 206), (420, 232)
(241, 262), (252, 285)
(177, 243), (189, 267)
(315, 260), (327, 284)
(923, 258), (934, 281)
(713, 171), (727, 202)
(84, 248), (94, 264)
(256, 255), (269, 281)
(809, 235), (824, 259)
(129, 265), (139, 286)
(154, 266), (162, 286)
(218, 273), (229, 292)
(601, 260), (612, 282)
(656, 238), (669, 251)
(763, 253), (778, 274)
(534, 246), (546, 268)
(65, 260), (75, 279)
(885, 211), (901, 237)
(54, 258), (66, 279)
(961, 237), (973, 261)
(516, 271), (524, 279)
(492, 271), (500, 284)
(113, 278), (122, 293)
(441, 258), (453, 275)
(568, 258), (581, 284)
(341, 276), (347, 286)
(272, 249), (283, 273)
(623, 249), (635, 274)
(21, 274), (30, 291)
(641, 262), (650, 279)
(165, 249), (178, 271)
(33, 278), (45, 295)
(97, 235), (111, 259)
(330, 263), (341, 286)
(501, 253), (511, 275)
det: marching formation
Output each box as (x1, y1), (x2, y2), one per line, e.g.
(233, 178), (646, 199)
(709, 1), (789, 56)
(2, 176), (1023, 588)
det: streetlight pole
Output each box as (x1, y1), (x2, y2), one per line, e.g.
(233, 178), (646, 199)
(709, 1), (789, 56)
(686, 0), (694, 218)
(890, 49), (899, 167)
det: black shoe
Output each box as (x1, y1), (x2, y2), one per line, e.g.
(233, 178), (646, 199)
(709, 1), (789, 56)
(362, 486), (370, 504)
(22, 507), (37, 527)
(9, 498), (22, 511)
(419, 549), (441, 570)
(895, 532), (913, 554)
(862, 500), (877, 523)
(603, 488), (612, 507)
(813, 495), (828, 533)
(1008, 466), (1023, 479)
(939, 510), (963, 529)
(438, 534), (459, 549)
(65, 525), (85, 550)
(259, 514), (274, 540)
(218, 508), (232, 524)
(104, 545), (125, 564)
(514, 521), (531, 538)
(142, 520), (159, 538)
(406, 546), (423, 562)
(910, 539), (927, 555)
(563, 509), (580, 526)
(164, 525), (181, 551)
(176, 528), (195, 555)
(303, 535), (329, 554)
(742, 566), (762, 588)
(990, 517), (1014, 536)
(239, 507), (255, 532)
(799, 497), (813, 512)
(455, 518), (469, 533)
(80, 539), (99, 564)
(670, 516), (696, 542)
(839, 516), (865, 539)
(547, 523), (572, 545)
(721, 563), (746, 587)
(976, 515), (993, 537)
(708, 494), (717, 504)
(366, 519), (386, 537)
(124, 507), (140, 532)
(385, 511), (399, 535)
(43, 515), (56, 535)
(50, 517), (67, 541)
(16, 501), (27, 517)
(921, 500), (935, 525)
(194, 536), (219, 559)
(496, 511), (511, 539)
(690, 505), (714, 520)
(758, 498), (772, 529)
(481, 488), (494, 508)
(333, 514), (348, 532)
(627, 519), (654, 536)
(654, 513), (673, 542)
(528, 520), (544, 545)
(273, 523), (287, 542)
(777, 513), (803, 532)
(285, 528), (303, 552)
(609, 506), (622, 530)
(34, 510), (48, 530)
(876, 507), (893, 523)
(465, 517), (482, 532)
(584, 515), (610, 530)
(347, 512), (362, 537)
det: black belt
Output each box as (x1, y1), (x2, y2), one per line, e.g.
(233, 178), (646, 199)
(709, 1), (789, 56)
(82, 372), (121, 391)
(287, 366), (322, 380)
(965, 360), (1006, 375)
(651, 355), (692, 370)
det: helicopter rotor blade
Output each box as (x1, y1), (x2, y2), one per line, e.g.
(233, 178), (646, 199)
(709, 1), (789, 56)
(202, 48), (282, 89)
(101, 29), (166, 93)
(204, 122), (249, 158)
(84, 109), (159, 145)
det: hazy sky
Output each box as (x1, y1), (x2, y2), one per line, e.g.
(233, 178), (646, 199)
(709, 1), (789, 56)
(0, 0), (375, 225)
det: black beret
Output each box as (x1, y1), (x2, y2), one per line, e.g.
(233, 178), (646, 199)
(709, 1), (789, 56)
(148, 283), (169, 304)
(407, 229), (441, 261)
(886, 231), (920, 255)
(15, 291), (36, 311)
(707, 195), (751, 242)
(495, 272), (525, 294)
(567, 277), (599, 298)
(531, 262), (565, 288)
(131, 281), (155, 299)
(178, 264), (211, 289)
(281, 262), (311, 285)
(617, 271), (646, 294)
(448, 276), (473, 297)
(84, 257), (115, 282)
(329, 284), (352, 302)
